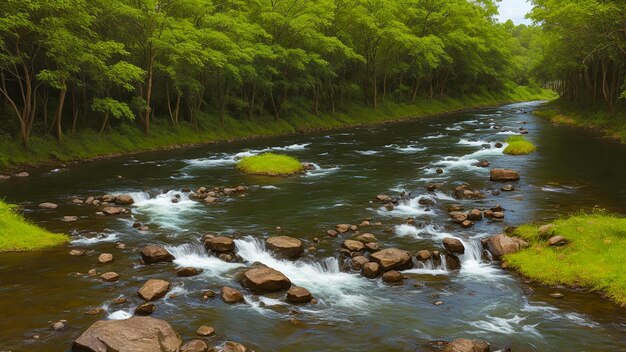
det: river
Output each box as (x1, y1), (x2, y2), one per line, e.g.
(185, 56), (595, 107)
(0, 101), (625, 351)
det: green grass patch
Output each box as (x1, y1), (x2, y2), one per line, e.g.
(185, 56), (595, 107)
(505, 211), (626, 305)
(0, 201), (68, 252)
(237, 153), (304, 176)
(503, 135), (537, 155)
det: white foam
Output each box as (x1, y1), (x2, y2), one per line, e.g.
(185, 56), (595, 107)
(470, 315), (540, 336)
(356, 150), (380, 155)
(71, 233), (119, 245)
(304, 163), (340, 177)
(262, 185), (279, 190)
(458, 139), (491, 147)
(497, 131), (519, 135)
(129, 191), (202, 231)
(166, 244), (245, 275)
(107, 310), (133, 320)
(385, 144), (427, 154)
(183, 144), (310, 169)
(423, 134), (447, 140)
(445, 125), (462, 131)
(377, 197), (432, 217)
(235, 237), (375, 310)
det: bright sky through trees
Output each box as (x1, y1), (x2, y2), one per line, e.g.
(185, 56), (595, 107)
(498, 0), (533, 24)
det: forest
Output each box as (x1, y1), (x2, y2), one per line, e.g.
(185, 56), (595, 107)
(0, 0), (624, 156)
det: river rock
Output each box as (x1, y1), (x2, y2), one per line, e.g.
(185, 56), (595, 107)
(135, 302), (156, 316)
(223, 341), (247, 352)
(100, 272), (119, 282)
(365, 242), (380, 252)
(501, 184), (515, 192)
(196, 325), (214, 336)
(102, 206), (125, 215)
(71, 316), (182, 352)
(205, 236), (235, 252)
(0, 174), (10, 180)
(141, 245), (174, 264)
(485, 234), (520, 260)
(336, 224), (350, 233)
(342, 239), (365, 252)
(461, 220), (473, 228)
(416, 250), (431, 261)
(467, 209), (482, 221)
(242, 267), (291, 293)
(221, 286), (243, 303)
(177, 267), (201, 277)
(115, 194), (134, 205)
(287, 286), (313, 303)
(476, 160), (490, 168)
(354, 233), (377, 243)
(326, 229), (338, 237)
(15, 171), (29, 177)
(98, 253), (113, 264)
(443, 338), (490, 352)
(39, 202), (58, 209)
(138, 279), (171, 301)
(382, 270), (404, 283)
(547, 235), (567, 246)
(181, 340), (209, 352)
(370, 248), (413, 271)
(443, 238), (465, 254)
(446, 255), (461, 270)
(351, 256), (370, 270)
(450, 211), (468, 224)
(490, 168), (520, 182)
(69, 249), (86, 256)
(376, 194), (392, 202)
(62, 215), (79, 222)
(362, 262), (381, 278)
(266, 236), (303, 259)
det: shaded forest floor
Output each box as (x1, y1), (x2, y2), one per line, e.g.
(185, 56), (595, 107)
(0, 86), (555, 172)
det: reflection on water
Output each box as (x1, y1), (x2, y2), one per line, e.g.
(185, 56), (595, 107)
(0, 101), (625, 351)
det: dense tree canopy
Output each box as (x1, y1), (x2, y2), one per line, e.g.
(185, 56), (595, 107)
(1, 0), (602, 149)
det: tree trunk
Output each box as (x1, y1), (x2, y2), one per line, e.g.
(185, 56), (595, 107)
(55, 87), (67, 144)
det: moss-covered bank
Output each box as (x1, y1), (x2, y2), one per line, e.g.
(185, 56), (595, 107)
(0, 86), (555, 172)
(0, 201), (68, 252)
(505, 211), (626, 306)
(535, 100), (626, 143)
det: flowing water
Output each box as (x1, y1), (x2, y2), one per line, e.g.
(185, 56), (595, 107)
(0, 101), (625, 351)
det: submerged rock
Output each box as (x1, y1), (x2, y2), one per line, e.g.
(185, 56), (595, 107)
(266, 236), (303, 259)
(135, 302), (156, 316)
(71, 316), (182, 352)
(102, 206), (126, 215)
(242, 267), (291, 293)
(195, 325), (214, 336)
(177, 267), (201, 277)
(490, 169), (520, 182)
(443, 338), (490, 352)
(223, 341), (247, 352)
(39, 202), (58, 209)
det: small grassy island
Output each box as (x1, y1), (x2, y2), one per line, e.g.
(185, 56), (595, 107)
(237, 153), (305, 176)
(0, 201), (67, 252)
(503, 135), (537, 155)
(505, 212), (626, 305)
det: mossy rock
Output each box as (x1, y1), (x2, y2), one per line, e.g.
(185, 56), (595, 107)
(503, 136), (536, 155)
(237, 153), (305, 176)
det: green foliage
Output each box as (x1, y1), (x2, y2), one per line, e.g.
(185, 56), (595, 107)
(506, 211), (626, 305)
(503, 135), (537, 155)
(237, 153), (304, 176)
(0, 201), (67, 252)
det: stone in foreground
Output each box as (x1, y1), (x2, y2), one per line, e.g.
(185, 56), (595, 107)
(266, 236), (304, 258)
(138, 279), (171, 301)
(242, 267), (291, 293)
(221, 286), (243, 303)
(71, 316), (182, 352)
(443, 338), (490, 352)
(141, 245), (174, 264)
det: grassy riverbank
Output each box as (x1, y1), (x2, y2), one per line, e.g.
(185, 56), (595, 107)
(535, 101), (626, 143)
(505, 211), (626, 306)
(0, 86), (555, 172)
(238, 153), (304, 176)
(0, 201), (68, 252)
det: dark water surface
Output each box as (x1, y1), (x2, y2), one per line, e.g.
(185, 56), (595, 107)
(0, 101), (625, 351)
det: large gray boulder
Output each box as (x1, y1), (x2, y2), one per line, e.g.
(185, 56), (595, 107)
(71, 316), (182, 352)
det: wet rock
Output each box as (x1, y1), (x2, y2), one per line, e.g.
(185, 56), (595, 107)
(62, 215), (79, 222)
(476, 160), (490, 168)
(181, 340), (209, 352)
(416, 250), (431, 261)
(113, 297), (127, 304)
(443, 238), (465, 254)
(223, 341), (247, 352)
(69, 249), (86, 256)
(446, 255), (461, 270)
(141, 245), (174, 264)
(342, 239), (365, 252)
(221, 286), (243, 303)
(138, 279), (171, 302)
(15, 171), (29, 178)
(490, 169), (520, 182)
(0, 174), (10, 180)
(461, 220), (473, 228)
(538, 224), (555, 236)
(364, 242), (380, 252)
(85, 196), (95, 205)
(376, 194), (392, 202)
(434, 301), (443, 306)
(492, 212), (505, 220)
(436, 168), (444, 174)
(382, 270), (404, 283)
(204, 236), (235, 252)
(196, 325), (214, 336)
(51, 320), (68, 331)
(547, 235), (567, 246)
(98, 253), (113, 264)
(39, 202), (58, 209)
(443, 338), (490, 352)
(350, 224), (358, 231)
(351, 256), (370, 270)
(485, 234), (520, 260)
(450, 211), (468, 224)
(218, 253), (234, 262)
(549, 292), (564, 299)
(501, 184), (515, 192)
(384, 202), (395, 211)
(177, 267), (201, 277)
(447, 204), (464, 212)
(203, 196), (217, 205)
(326, 229), (338, 237)
(102, 194), (116, 202)
(72, 198), (84, 204)
(359, 220), (371, 227)
(336, 224), (350, 233)
(87, 269), (97, 276)
(242, 267), (291, 293)
(100, 272), (119, 282)
(427, 183), (439, 192)
(102, 206), (125, 216)
(362, 262), (381, 278)
(115, 195), (134, 205)
(266, 236), (304, 259)
(370, 248), (413, 271)
(71, 316), (182, 352)
(467, 209), (483, 222)
(134, 302), (156, 315)
(287, 286), (313, 303)
(85, 308), (105, 316)
(495, 142), (503, 148)
(490, 205), (505, 212)
(452, 185), (484, 200)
